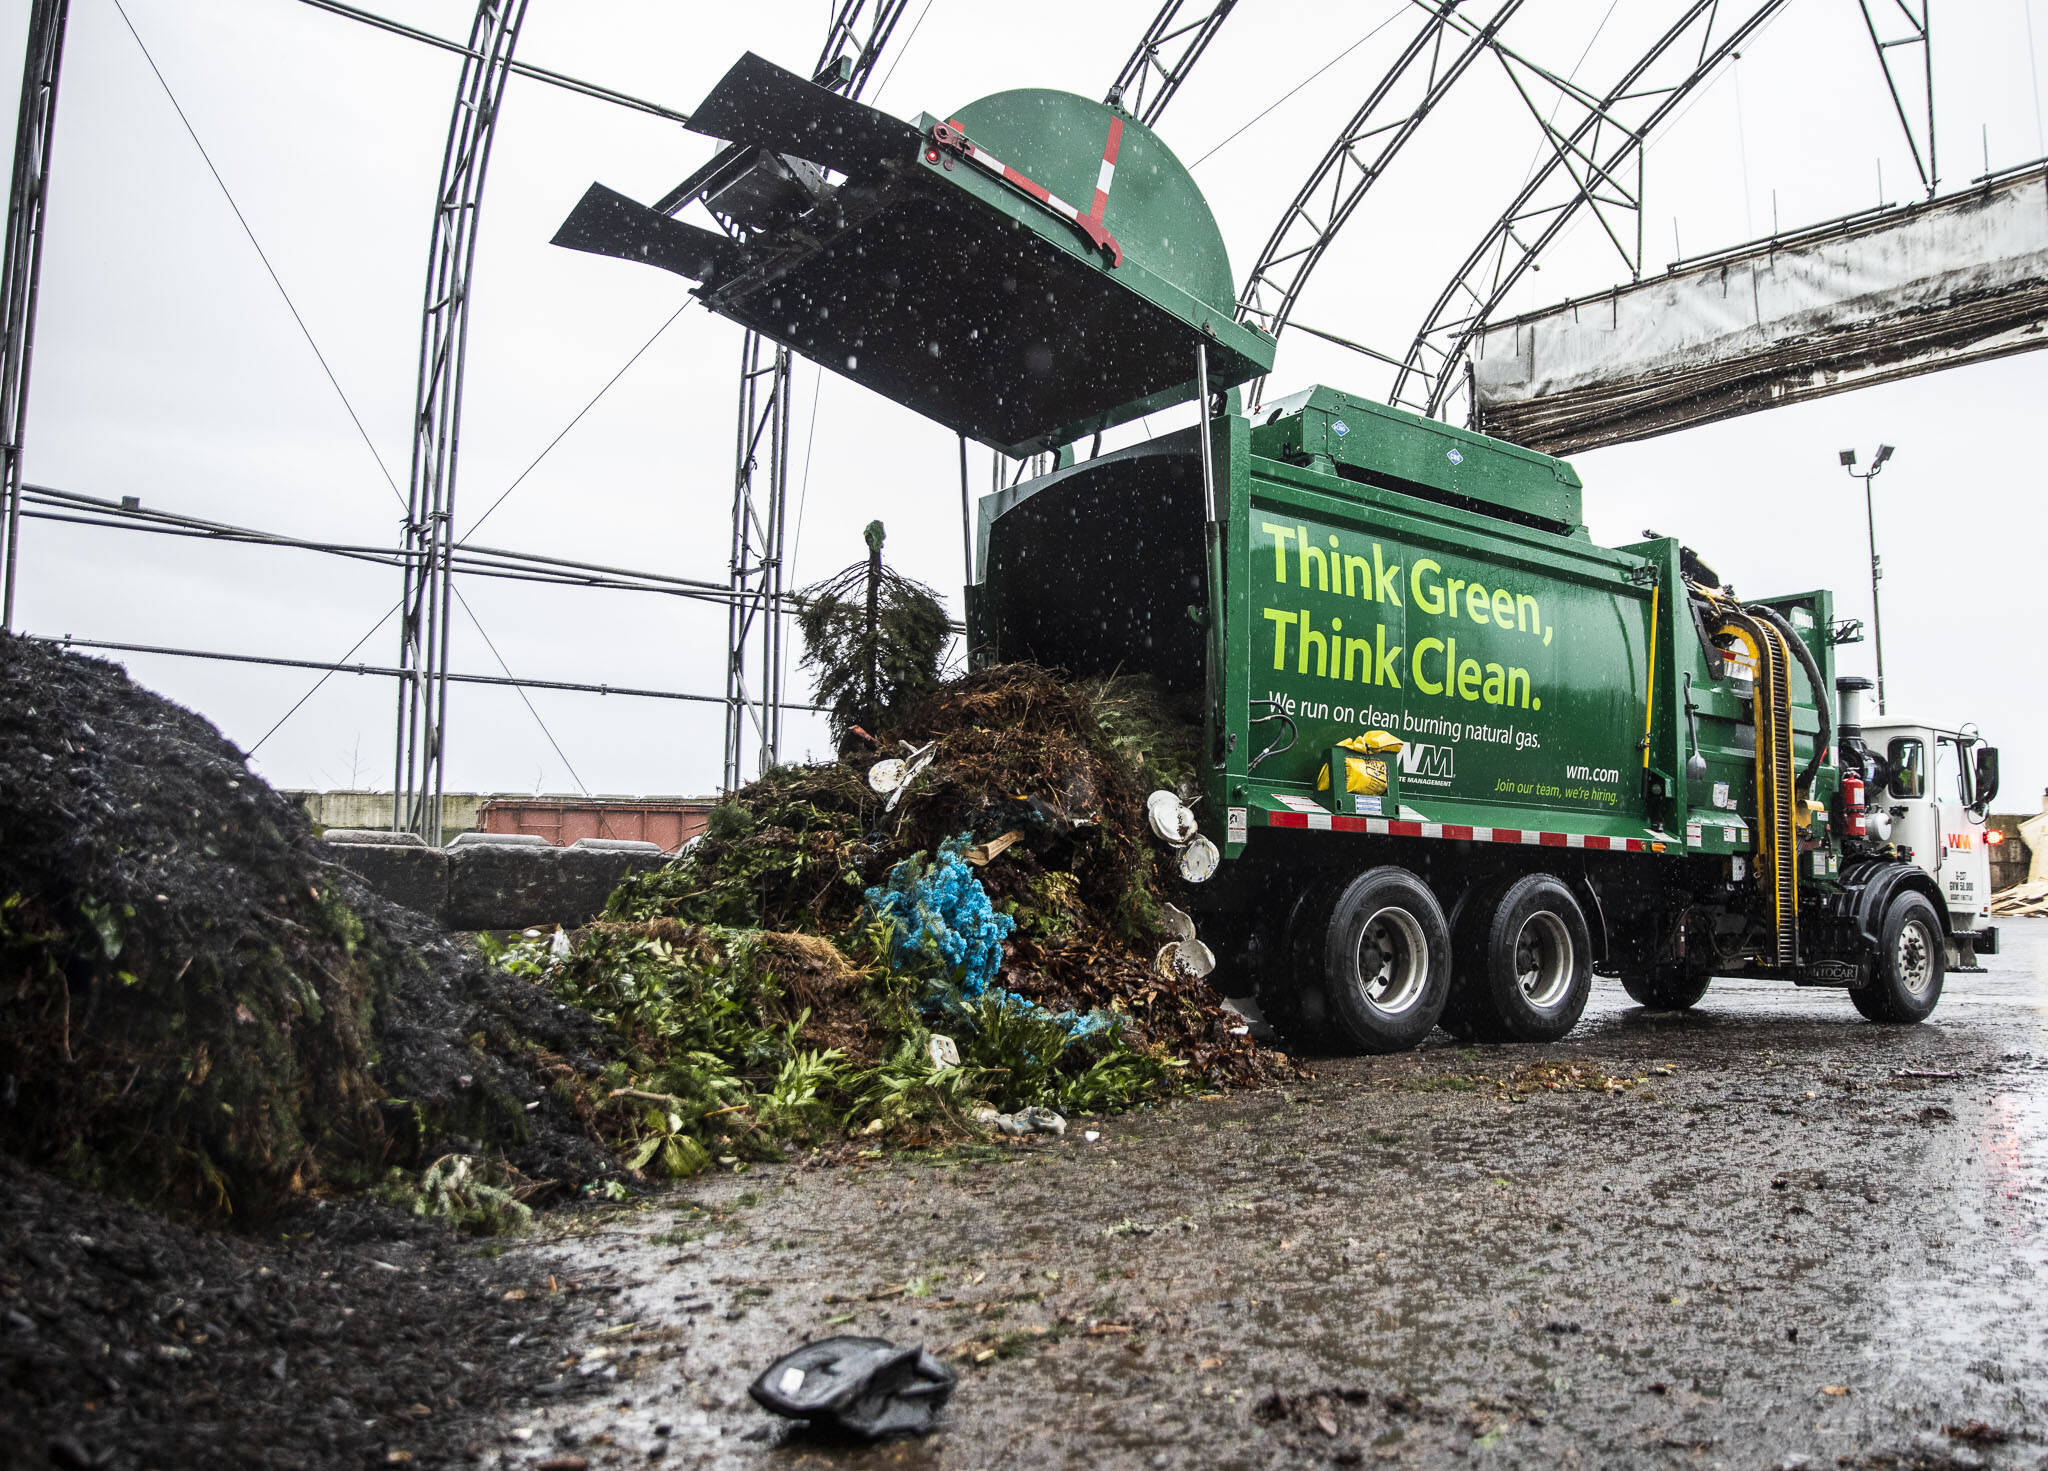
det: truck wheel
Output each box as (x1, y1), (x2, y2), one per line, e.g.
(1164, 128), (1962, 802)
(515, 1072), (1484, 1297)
(1320, 867), (1451, 1054)
(1851, 892), (1945, 1023)
(1618, 967), (1711, 1012)
(1452, 874), (1593, 1043)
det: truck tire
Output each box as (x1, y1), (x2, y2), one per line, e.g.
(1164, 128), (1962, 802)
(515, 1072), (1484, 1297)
(1850, 891), (1945, 1023)
(1450, 874), (1593, 1043)
(1320, 866), (1452, 1054)
(1618, 966), (1711, 1012)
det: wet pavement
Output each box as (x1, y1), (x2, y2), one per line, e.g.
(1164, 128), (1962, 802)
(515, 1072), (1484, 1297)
(489, 922), (2048, 1469)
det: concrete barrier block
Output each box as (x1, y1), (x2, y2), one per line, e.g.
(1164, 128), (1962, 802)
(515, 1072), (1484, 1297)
(324, 841), (450, 918)
(443, 844), (667, 931)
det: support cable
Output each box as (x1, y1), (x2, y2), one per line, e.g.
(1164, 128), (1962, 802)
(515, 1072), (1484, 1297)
(19, 483), (779, 605)
(292, 0), (693, 125)
(248, 600), (401, 756)
(452, 583), (589, 796)
(871, 0), (936, 105)
(1189, 4), (1404, 168)
(461, 296), (692, 540)
(110, 0), (405, 509)
(33, 633), (833, 711)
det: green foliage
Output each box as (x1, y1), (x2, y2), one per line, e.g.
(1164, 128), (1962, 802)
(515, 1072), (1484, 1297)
(795, 536), (952, 745)
(953, 994), (1181, 1114)
(489, 893), (1188, 1176)
(381, 1153), (533, 1235)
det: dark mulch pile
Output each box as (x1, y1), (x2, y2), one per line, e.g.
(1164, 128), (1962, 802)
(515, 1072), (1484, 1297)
(0, 633), (619, 1218)
(0, 1151), (609, 1471)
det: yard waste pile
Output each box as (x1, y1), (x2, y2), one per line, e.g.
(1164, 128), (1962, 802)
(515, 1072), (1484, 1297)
(504, 662), (1301, 1180)
(0, 633), (619, 1222)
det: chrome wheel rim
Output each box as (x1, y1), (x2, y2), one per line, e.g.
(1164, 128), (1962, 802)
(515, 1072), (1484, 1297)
(1356, 907), (1429, 1016)
(1895, 917), (1936, 997)
(1514, 911), (1574, 1009)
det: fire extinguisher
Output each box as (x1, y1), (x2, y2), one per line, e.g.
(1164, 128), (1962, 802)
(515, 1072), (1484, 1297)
(1841, 770), (1867, 838)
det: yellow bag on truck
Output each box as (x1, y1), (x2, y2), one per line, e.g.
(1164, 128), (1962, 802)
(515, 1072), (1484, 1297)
(1316, 730), (1404, 793)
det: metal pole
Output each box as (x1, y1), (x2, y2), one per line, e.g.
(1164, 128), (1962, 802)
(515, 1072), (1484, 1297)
(1862, 470), (1886, 715)
(0, 0), (70, 632)
(958, 435), (973, 583)
(1196, 343), (1228, 767)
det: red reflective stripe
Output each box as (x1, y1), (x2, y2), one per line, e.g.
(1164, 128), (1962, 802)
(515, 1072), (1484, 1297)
(1089, 116), (1124, 219)
(1491, 828), (1522, 844)
(1539, 831), (1568, 847)
(1442, 824), (1474, 841)
(1004, 167), (1051, 204)
(1268, 811), (1308, 828)
(1388, 820), (1422, 837)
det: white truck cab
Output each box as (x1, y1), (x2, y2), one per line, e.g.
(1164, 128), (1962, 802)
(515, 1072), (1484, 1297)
(1861, 714), (2001, 969)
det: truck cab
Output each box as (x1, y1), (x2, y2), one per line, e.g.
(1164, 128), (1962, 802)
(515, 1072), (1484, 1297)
(1862, 717), (2001, 966)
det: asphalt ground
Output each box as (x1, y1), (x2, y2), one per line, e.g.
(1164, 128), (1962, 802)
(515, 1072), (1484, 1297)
(482, 921), (2048, 1471)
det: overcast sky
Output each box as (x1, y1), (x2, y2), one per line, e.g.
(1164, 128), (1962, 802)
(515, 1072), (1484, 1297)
(5, 0), (2046, 810)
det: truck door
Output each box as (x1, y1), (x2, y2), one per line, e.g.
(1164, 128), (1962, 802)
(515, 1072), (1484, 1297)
(1882, 730), (1939, 876)
(1932, 733), (1990, 930)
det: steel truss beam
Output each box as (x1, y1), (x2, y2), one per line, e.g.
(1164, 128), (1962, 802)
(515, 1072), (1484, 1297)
(1235, 0), (1522, 389)
(0, 0), (69, 632)
(1391, 0), (1789, 420)
(722, 332), (791, 792)
(1859, 0), (1935, 198)
(395, 0), (528, 843)
(1105, 1), (1237, 128)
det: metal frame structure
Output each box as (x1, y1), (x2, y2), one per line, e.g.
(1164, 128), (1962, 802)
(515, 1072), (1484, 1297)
(1105, 1), (1237, 127)
(1237, 1), (1791, 423)
(722, 332), (792, 791)
(1390, 0), (1788, 420)
(1860, 0), (1936, 198)
(0, 0), (69, 633)
(7, 0), (1975, 824)
(1235, 0), (1523, 391)
(394, 0), (530, 842)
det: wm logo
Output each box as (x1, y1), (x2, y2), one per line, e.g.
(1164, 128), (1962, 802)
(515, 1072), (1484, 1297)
(1400, 742), (1454, 780)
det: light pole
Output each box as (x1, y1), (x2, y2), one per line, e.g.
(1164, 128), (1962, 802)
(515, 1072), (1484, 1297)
(1838, 443), (1894, 715)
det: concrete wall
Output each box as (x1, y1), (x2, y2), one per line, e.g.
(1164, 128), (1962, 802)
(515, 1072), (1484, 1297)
(323, 838), (670, 931)
(286, 790), (498, 838)
(287, 791), (715, 847)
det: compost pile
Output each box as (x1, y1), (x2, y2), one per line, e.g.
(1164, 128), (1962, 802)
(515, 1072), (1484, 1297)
(0, 633), (618, 1222)
(0, 1150), (601, 1471)
(525, 664), (1298, 1178)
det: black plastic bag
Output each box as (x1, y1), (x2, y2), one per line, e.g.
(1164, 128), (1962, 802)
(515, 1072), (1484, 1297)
(747, 1335), (957, 1439)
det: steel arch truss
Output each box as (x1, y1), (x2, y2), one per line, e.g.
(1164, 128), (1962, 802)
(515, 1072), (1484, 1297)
(394, 0), (529, 841)
(1860, 0), (1935, 198)
(1391, 0), (1789, 420)
(0, 0), (70, 631)
(1234, 0), (1524, 374)
(1105, 1), (1237, 128)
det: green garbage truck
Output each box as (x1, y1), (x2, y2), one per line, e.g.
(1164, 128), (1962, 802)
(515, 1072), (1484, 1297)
(556, 53), (2002, 1052)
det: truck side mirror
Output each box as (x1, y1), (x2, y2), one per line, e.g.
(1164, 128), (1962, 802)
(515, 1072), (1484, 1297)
(1886, 736), (1924, 799)
(1973, 746), (2001, 812)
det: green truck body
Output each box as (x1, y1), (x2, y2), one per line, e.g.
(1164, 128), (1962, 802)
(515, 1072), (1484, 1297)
(973, 384), (1982, 1048)
(564, 57), (1995, 1050)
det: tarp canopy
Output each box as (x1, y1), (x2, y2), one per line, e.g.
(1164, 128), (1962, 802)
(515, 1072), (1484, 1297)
(1470, 164), (2048, 454)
